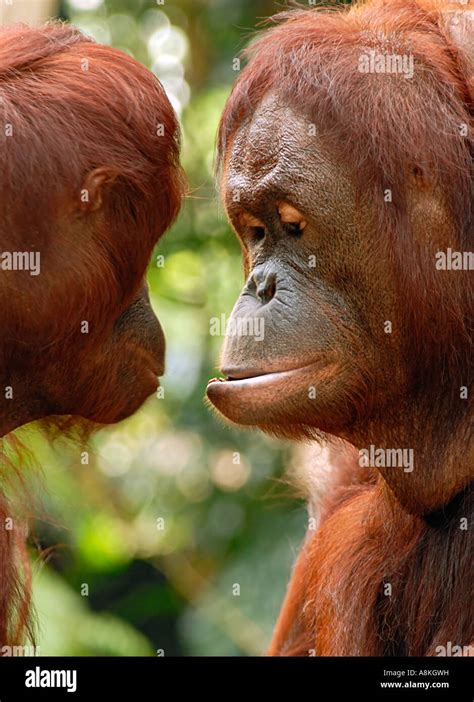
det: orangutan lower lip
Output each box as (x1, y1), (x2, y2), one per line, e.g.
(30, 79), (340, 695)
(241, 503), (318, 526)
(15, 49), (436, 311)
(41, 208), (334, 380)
(207, 361), (332, 389)
(149, 357), (165, 377)
(147, 369), (161, 385)
(208, 375), (245, 383)
(208, 368), (301, 384)
(139, 351), (164, 378)
(207, 372), (278, 384)
(217, 370), (298, 385)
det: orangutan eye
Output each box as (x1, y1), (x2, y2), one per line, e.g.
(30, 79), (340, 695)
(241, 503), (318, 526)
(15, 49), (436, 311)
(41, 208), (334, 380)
(284, 221), (304, 237)
(250, 226), (266, 242)
(277, 201), (307, 233)
(237, 211), (266, 245)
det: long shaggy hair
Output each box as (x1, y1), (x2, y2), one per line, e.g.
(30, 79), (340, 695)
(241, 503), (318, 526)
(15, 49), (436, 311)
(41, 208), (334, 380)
(0, 22), (184, 647)
(217, 0), (473, 656)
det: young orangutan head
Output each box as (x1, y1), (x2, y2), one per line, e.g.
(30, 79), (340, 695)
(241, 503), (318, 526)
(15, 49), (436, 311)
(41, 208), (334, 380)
(0, 22), (184, 434)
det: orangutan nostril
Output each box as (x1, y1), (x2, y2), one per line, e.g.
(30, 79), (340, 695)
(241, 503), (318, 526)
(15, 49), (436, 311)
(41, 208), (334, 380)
(256, 274), (276, 303)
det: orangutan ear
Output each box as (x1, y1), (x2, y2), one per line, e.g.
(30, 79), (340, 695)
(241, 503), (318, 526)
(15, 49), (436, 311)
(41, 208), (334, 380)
(79, 167), (119, 213)
(441, 7), (474, 80)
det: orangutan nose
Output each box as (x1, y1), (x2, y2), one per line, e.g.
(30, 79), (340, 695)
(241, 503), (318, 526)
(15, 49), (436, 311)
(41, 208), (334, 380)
(248, 264), (277, 304)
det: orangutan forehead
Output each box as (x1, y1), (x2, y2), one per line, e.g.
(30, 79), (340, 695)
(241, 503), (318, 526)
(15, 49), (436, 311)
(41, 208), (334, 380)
(226, 93), (317, 178)
(223, 92), (355, 218)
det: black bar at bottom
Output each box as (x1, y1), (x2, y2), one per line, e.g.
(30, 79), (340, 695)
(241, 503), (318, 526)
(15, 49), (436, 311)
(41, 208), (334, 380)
(0, 656), (471, 700)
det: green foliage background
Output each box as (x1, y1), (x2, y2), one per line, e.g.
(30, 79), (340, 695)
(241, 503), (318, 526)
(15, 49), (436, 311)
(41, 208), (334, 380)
(26, 0), (313, 656)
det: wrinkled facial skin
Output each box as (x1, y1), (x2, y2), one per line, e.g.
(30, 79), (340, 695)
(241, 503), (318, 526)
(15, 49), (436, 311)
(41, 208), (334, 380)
(207, 93), (441, 439)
